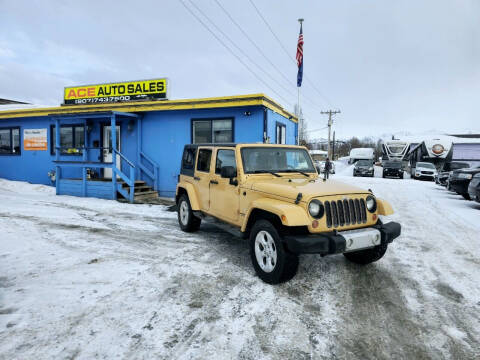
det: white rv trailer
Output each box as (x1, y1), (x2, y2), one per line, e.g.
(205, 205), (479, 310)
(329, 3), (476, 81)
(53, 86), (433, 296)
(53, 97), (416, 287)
(444, 139), (480, 169)
(382, 140), (412, 163)
(349, 148), (374, 164)
(408, 136), (453, 169)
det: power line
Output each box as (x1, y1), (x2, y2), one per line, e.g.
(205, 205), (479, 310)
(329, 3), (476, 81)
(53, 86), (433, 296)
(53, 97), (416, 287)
(186, 0), (297, 104)
(212, 0), (323, 113)
(247, 0), (335, 107)
(177, 0), (293, 108)
(307, 125), (328, 132)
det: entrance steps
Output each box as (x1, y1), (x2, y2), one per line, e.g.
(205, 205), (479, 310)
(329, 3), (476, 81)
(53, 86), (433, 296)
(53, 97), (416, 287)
(117, 180), (167, 204)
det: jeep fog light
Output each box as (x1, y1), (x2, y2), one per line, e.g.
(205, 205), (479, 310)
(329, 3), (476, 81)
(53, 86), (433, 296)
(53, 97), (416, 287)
(308, 200), (324, 218)
(366, 195), (377, 213)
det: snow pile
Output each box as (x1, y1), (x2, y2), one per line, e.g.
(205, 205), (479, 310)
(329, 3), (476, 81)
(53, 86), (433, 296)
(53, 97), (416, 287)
(333, 158), (350, 175)
(1, 178), (480, 359)
(0, 178), (55, 195)
(336, 163), (355, 176)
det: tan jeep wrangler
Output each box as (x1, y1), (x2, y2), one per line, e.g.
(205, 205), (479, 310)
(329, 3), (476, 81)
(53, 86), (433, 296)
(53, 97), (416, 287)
(176, 144), (401, 284)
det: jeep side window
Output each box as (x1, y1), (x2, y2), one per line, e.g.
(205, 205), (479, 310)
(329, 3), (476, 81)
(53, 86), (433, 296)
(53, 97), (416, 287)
(182, 148), (196, 169)
(215, 149), (236, 174)
(197, 149), (212, 172)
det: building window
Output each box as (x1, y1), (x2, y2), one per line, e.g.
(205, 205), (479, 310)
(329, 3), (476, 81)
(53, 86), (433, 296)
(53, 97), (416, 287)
(276, 123), (286, 144)
(50, 125), (85, 155)
(196, 148), (212, 172)
(192, 118), (233, 144)
(0, 127), (20, 155)
(215, 149), (236, 174)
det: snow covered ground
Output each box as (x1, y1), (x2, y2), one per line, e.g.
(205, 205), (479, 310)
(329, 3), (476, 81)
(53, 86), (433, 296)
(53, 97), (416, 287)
(1, 175), (480, 359)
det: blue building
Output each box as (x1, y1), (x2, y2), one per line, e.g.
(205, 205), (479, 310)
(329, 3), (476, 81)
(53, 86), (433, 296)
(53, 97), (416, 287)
(0, 93), (298, 201)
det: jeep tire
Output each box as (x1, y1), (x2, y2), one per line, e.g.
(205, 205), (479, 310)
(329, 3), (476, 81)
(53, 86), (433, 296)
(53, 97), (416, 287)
(343, 243), (388, 265)
(177, 194), (201, 232)
(249, 219), (298, 284)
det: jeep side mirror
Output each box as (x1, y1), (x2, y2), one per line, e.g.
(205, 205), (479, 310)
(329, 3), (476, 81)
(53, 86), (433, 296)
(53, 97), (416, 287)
(221, 166), (238, 186)
(221, 166), (236, 179)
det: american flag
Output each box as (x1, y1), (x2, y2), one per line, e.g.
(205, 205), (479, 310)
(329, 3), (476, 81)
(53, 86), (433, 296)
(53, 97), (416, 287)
(296, 23), (303, 87)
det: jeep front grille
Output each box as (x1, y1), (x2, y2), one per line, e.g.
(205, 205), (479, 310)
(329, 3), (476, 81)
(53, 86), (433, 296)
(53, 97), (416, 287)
(324, 198), (367, 228)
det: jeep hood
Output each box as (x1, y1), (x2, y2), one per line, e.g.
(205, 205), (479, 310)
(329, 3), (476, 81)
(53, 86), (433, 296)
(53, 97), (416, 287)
(249, 178), (369, 201)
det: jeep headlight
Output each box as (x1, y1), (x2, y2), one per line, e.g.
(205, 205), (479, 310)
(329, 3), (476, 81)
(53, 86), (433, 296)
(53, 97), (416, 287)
(458, 173), (472, 180)
(308, 200), (324, 218)
(366, 195), (377, 212)
(369, 167), (373, 171)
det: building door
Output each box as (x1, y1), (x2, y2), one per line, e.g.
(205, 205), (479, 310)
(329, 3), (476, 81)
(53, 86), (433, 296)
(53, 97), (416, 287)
(103, 125), (121, 179)
(210, 148), (239, 223)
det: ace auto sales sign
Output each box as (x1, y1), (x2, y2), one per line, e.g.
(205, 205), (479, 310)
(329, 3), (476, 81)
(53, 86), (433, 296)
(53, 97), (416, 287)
(64, 78), (168, 105)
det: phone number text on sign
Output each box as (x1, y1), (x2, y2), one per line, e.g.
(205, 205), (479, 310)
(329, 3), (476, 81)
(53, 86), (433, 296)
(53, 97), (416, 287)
(73, 96), (132, 104)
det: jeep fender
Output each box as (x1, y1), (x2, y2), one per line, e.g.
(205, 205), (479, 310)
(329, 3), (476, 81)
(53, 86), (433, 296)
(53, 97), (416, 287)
(176, 182), (201, 210)
(376, 198), (394, 215)
(241, 198), (310, 232)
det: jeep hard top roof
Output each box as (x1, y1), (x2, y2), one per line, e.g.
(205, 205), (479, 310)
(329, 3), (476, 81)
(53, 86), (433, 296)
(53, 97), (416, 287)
(184, 143), (305, 148)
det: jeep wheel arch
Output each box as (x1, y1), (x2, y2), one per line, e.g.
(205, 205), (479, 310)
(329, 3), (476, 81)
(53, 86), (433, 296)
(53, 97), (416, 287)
(176, 182), (201, 210)
(241, 198), (311, 233)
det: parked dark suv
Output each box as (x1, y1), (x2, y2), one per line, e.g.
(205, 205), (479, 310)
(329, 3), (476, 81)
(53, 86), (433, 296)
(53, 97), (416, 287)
(353, 160), (374, 177)
(382, 161), (404, 179)
(449, 166), (480, 200)
(435, 161), (470, 186)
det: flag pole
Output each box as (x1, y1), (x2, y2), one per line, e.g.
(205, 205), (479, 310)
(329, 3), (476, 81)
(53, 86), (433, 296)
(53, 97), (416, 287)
(297, 86), (300, 145)
(297, 18), (304, 145)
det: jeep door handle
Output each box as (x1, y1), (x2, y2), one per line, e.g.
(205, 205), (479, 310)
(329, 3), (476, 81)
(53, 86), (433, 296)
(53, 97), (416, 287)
(210, 180), (219, 185)
(193, 176), (200, 181)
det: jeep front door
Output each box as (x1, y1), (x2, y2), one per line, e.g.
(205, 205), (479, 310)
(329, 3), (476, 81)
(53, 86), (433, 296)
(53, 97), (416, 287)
(210, 148), (239, 222)
(194, 147), (212, 211)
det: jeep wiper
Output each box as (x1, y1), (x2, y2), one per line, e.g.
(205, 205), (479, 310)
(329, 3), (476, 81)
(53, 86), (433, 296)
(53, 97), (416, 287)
(281, 170), (310, 177)
(252, 170), (282, 177)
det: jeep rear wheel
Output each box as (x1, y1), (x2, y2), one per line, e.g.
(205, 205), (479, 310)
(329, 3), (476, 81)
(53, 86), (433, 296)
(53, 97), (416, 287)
(249, 219), (298, 284)
(343, 243), (388, 265)
(177, 194), (201, 232)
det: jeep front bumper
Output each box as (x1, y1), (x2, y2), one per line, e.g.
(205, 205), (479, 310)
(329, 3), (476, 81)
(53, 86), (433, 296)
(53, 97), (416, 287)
(283, 221), (401, 255)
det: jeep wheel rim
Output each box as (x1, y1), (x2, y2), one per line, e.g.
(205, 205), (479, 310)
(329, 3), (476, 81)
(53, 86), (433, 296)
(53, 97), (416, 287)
(179, 200), (189, 225)
(255, 230), (277, 273)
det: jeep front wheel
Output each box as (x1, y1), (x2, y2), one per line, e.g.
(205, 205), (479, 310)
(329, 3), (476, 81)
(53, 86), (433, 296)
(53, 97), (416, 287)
(177, 194), (201, 232)
(249, 219), (298, 284)
(343, 243), (388, 265)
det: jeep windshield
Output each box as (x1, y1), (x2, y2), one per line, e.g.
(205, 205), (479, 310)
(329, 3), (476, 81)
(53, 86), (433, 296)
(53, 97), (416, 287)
(241, 147), (316, 174)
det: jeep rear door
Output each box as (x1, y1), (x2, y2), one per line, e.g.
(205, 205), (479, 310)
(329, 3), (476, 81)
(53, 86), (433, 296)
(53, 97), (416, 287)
(209, 148), (240, 223)
(194, 147), (213, 211)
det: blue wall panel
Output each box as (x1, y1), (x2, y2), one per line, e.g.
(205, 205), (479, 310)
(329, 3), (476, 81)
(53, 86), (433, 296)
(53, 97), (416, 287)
(0, 104), (296, 199)
(266, 109), (297, 145)
(57, 179), (114, 199)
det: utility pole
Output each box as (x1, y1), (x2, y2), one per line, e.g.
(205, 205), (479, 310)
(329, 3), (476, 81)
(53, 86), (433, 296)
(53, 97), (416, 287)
(320, 110), (341, 159)
(332, 130), (335, 160)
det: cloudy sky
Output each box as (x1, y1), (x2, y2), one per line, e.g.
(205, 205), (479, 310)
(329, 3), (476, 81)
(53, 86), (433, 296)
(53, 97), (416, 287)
(0, 0), (478, 139)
